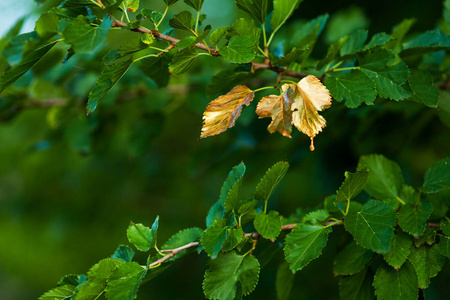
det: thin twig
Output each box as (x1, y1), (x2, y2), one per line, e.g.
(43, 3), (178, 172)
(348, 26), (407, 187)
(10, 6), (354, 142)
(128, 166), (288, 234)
(148, 242), (199, 268)
(96, 0), (105, 8)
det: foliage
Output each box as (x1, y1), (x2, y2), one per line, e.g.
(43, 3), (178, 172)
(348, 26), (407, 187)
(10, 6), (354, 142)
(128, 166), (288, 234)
(1, 0), (450, 299)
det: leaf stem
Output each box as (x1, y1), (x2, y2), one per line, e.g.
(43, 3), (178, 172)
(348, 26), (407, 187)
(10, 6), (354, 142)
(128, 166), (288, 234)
(257, 46), (268, 57)
(254, 86), (276, 93)
(396, 197), (406, 205)
(195, 10), (200, 34)
(266, 30), (276, 48)
(133, 54), (158, 62)
(156, 6), (169, 30)
(262, 24), (268, 48)
(264, 201), (268, 214)
(90, 0), (103, 8)
(332, 66), (360, 72)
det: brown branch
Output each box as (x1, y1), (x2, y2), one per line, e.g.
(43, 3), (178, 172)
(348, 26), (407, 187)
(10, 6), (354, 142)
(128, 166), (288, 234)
(149, 242), (199, 268)
(96, 0), (105, 8)
(111, 19), (307, 79)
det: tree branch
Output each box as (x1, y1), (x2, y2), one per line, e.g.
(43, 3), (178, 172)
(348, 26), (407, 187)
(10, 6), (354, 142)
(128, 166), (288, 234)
(149, 242), (199, 268)
(111, 19), (307, 79)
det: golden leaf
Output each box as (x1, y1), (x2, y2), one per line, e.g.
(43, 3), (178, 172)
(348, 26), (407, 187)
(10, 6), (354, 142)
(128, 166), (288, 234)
(255, 84), (297, 138)
(292, 75), (332, 151)
(200, 85), (255, 138)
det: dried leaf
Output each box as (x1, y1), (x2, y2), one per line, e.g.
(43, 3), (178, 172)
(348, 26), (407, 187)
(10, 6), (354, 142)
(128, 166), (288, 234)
(292, 75), (332, 151)
(201, 85), (255, 138)
(256, 84), (296, 138)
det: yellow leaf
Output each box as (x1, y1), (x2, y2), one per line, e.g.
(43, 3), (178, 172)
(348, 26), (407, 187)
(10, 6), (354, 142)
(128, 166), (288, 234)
(292, 75), (332, 151)
(200, 85), (255, 138)
(255, 84), (297, 138)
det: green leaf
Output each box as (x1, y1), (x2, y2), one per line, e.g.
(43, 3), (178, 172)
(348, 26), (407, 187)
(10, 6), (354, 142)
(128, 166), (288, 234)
(207, 201), (225, 227)
(105, 261), (147, 300)
(231, 18), (261, 45)
(339, 268), (374, 300)
(387, 19), (416, 51)
(161, 227), (202, 261)
(357, 48), (411, 100)
(203, 251), (260, 300)
(408, 69), (439, 108)
(358, 154), (404, 201)
(63, 15), (113, 53)
(326, 70), (376, 108)
(35, 12), (59, 40)
(224, 176), (244, 212)
(111, 245), (135, 262)
(176, 25), (212, 50)
(334, 242), (374, 275)
(201, 218), (228, 258)
(0, 40), (58, 92)
(363, 32), (392, 50)
(58, 274), (86, 286)
(139, 56), (170, 88)
(400, 185), (420, 205)
(302, 209), (329, 224)
(219, 36), (256, 63)
(316, 36), (348, 70)
(340, 29), (368, 56)
(163, 0), (179, 6)
(254, 161), (289, 203)
(275, 261), (294, 300)
(439, 236), (450, 258)
(422, 157), (450, 193)
(206, 67), (252, 99)
(121, 0), (140, 12)
(219, 163), (246, 205)
(222, 227), (244, 252)
(335, 167), (369, 208)
(373, 262), (418, 300)
(168, 48), (199, 75)
(397, 200), (432, 237)
(209, 26), (231, 46)
(413, 227), (437, 247)
(126, 216), (159, 252)
(408, 244), (446, 288)
(344, 199), (396, 253)
(39, 285), (75, 300)
(272, 46), (309, 66)
(284, 224), (331, 273)
(184, 0), (204, 11)
(169, 11), (195, 31)
(254, 211), (282, 240)
(383, 232), (412, 269)
(142, 9), (163, 26)
(291, 14), (328, 64)
(401, 29), (450, 57)
(87, 57), (133, 113)
(441, 219), (450, 236)
(235, 0), (268, 24)
(271, 0), (303, 34)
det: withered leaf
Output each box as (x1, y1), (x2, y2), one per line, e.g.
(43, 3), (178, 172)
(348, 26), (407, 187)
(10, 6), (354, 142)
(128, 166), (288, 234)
(292, 75), (332, 151)
(255, 84), (297, 138)
(200, 85), (255, 138)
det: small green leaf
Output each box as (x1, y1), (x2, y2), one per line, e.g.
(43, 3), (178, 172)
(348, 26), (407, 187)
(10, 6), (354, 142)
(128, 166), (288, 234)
(401, 29), (450, 57)
(254, 161), (289, 203)
(169, 48), (199, 75)
(0, 40), (58, 92)
(408, 69), (440, 108)
(408, 244), (446, 288)
(271, 0), (303, 34)
(284, 224), (331, 273)
(139, 55), (170, 88)
(222, 227), (244, 252)
(57, 274), (86, 286)
(373, 262), (418, 300)
(206, 201), (225, 227)
(105, 261), (147, 300)
(363, 32), (392, 50)
(441, 219), (450, 236)
(335, 167), (369, 208)
(169, 11), (195, 31)
(224, 176), (244, 213)
(121, 0), (140, 12)
(339, 268), (374, 300)
(334, 242), (374, 275)
(201, 218), (228, 258)
(357, 48), (411, 101)
(111, 245), (135, 262)
(275, 261), (295, 300)
(316, 36), (348, 69)
(422, 157), (450, 194)
(127, 216), (159, 252)
(439, 236), (450, 258)
(219, 163), (246, 204)
(35, 12), (59, 40)
(209, 26), (231, 46)
(163, 0), (179, 6)
(235, 0), (268, 24)
(397, 200), (432, 237)
(344, 199), (396, 253)
(302, 209), (329, 224)
(414, 227), (437, 247)
(383, 232), (412, 269)
(340, 29), (368, 56)
(387, 19), (416, 51)
(230, 18), (261, 45)
(161, 227), (202, 261)
(176, 25), (211, 50)
(254, 211), (282, 240)
(87, 57), (133, 113)
(272, 46), (309, 66)
(63, 15), (113, 53)
(142, 9), (163, 26)
(358, 154), (404, 201)
(219, 36), (256, 63)
(183, 0), (204, 11)
(326, 70), (376, 108)
(39, 285), (75, 300)
(203, 251), (260, 300)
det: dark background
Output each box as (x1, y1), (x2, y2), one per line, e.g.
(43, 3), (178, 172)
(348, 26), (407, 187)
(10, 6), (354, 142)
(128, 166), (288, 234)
(0, 0), (449, 299)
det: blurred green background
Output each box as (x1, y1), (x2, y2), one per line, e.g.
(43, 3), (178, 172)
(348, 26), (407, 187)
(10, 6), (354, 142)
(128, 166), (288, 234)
(1, 0), (450, 299)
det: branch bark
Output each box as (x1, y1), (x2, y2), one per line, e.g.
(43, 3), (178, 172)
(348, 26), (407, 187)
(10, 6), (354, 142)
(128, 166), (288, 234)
(149, 242), (199, 268)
